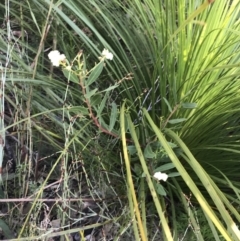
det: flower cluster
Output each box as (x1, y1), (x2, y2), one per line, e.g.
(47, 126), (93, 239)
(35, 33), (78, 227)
(48, 50), (66, 67)
(153, 172), (168, 181)
(101, 48), (113, 60)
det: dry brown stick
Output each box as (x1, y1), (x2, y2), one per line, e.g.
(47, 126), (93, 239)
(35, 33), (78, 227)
(0, 220), (113, 241)
(0, 196), (127, 203)
(0, 198), (98, 202)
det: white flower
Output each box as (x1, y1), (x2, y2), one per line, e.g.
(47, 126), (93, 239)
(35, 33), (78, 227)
(101, 48), (113, 60)
(153, 172), (168, 181)
(48, 50), (66, 67)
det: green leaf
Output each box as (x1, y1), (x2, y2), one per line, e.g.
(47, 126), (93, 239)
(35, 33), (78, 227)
(168, 172), (180, 177)
(0, 219), (15, 238)
(144, 144), (156, 158)
(62, 69), (79, 83)
(84, 88), (98, 99)
(133, 163), (142, 177)
(69, 106), (89, 115)
(154, 163), (175, 172)
(168, 118), (187, 124)
(167, 142), (178, 148)
(127, 145), (137, 155)
(99, 116), (109, 129)
(181, 103), (198, 109)
(154, 182), (167, 196)
(90, 94), (102, 106)
(99, 84), (119, 93)
(163, 97), (173, 112)
(86, 61), (104, 86)
(124, 114), (129, 132)
(108, 102), (118, 132)
(97, 91), (109, 117)
(142, 172), (146, 177)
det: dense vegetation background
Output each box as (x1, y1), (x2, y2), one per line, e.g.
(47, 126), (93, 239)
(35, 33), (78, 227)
(0, 0), (240, 240)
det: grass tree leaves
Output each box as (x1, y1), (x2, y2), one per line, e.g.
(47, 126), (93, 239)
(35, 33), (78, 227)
(163, 97), (173, 113)
(168, 118), (187, 124)
(143, 108), (235, 240)
(4, 0), (240, 240)
(181, 102), (198, 109)
(121, 102), (174, 241)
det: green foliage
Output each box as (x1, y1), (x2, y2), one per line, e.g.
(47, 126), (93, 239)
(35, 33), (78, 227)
(1, 0), (240, 240)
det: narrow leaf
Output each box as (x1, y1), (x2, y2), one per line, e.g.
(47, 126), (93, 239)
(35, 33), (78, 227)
(0, 219), (15, 238)
(127, 145), (137, 155)
(99, 84), (119, 93)
(68, 106), (89, 115)
(90, 94), (102, 106)
(84, 88), (98, 99)
(108, 102), (118, 132)
(154, 163), (175, 172)
(168, 172), (180, 177)
(62, 69), (79, 83)
(182, 103), (198, 109)
(144, 144), (155, 158)
(154, 182), (167, 196)
(99, 116), (109, 129)
(133, 164), (142, 177)
(168, 118), (187, 124)
(86, 61), (104, 86)
(163, 97), (173, 112)
(97, 91), (109, 117)
(168, 142), (178, 148)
